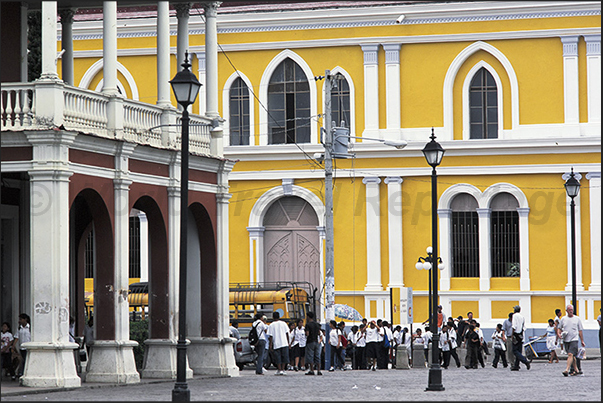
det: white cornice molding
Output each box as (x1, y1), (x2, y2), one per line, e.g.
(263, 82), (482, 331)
(71, 27), (601, 58)
(228, 163), (602, 181)
(67, 1), (600, 40)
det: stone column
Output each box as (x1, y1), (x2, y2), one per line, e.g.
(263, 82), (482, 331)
(584, 35), (601, 123)
(247, 227), (265, 283)
(195, 52), (207, 115)
(561, 36), (580, 135)
(102, 1), (124, 139)
(363, 177), (382, 291)
(383, 44), (401, 140)
(203, 2), (221, 118)
(174, 2), (191, 74)
(22, 131), (80, 388)
(586, 172), (601, 291)
(156, 1), (171, 108)
(476, 208), (491, 291)
(361, 44), (379, 138)
(86, 144), (140, 385)
(40, 1), (59, 80)
(384, 176), (403, 288)
(517, 207), (531, 291)
(59, 8), (76, 85)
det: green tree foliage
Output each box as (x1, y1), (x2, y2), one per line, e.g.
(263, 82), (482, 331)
(27, 10), (41, 81)
(130, 319), (149, 372)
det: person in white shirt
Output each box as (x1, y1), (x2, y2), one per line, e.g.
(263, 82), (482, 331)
(13, 313), (30, 377)
(380, 321), (393, 369)
(229, 320), (241, 340)
(290, 318), (306, 371)
(364, 320), (381, 371)
(447, 325), (461, 368)
(252, 313), (268, 375)
(439, 323), (451, 368)
(353, 324), (366, 369)
(267, 311), (290, 375)
(328, 320), (344, 371)
(557, 304), (585, 377)
(510, 305), (530, 371)
(347, 325), (357, 369)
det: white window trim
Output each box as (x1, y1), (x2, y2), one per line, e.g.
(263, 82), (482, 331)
(79, 58), (140, 100)
(222, 71), (255, 146)
(462, 61), (505, 140)
(443, 41), (519, 141)
(258, 49), (318, 146)
(321, 66), (356, 143)
(439, 183), (530, 291)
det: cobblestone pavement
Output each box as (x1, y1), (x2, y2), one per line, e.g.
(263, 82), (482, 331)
(1, 358), (600, 402)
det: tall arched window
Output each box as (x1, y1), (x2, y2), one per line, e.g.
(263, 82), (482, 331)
(490, 192), (520, 277)
(229, 77), (250, 145)
(268, 58), (311, 144)
(331, 73), (350, 128)
(469, 68), (498, 139)
(451, 193), (479, 277)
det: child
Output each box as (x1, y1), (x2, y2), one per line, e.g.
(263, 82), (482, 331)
(544, 318), (560, 363)
(1, 322), (17, 380)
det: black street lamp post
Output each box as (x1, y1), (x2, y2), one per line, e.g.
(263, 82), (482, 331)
(170, 52), (201, 402)
(564, 167), (581, 315)
(422, 128), (445, 392)
(416, 247), (444, 330)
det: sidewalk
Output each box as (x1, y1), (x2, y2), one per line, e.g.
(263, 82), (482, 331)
(1, 348), (600, 399)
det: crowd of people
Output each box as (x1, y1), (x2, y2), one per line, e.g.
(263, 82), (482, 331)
(230, 303), (591, 378)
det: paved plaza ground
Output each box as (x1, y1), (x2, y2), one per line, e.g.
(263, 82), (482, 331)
(1, 352), (600, 402)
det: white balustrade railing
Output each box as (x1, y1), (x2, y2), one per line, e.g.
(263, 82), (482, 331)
(63, 86), (109, 135)
(1, 83), (34, 129)
(1, 82), (216, 157)
(123, 99), (163, 147)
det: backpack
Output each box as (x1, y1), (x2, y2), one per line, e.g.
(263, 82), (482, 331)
(383, 333), (391, 348)
(248, 323), (259, 346)
(340, 332), (348, 348)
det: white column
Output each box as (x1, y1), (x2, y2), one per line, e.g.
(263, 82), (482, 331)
(517, 207), (531, 291)
(438, 209), (452, 291)
(363, 177), (382, 291)
(361, 44), (380, 138)
(561, 36), (580, 134)
(102, 1), (118, 95)
(384, 176), (404, 288)
(383, 44), (401, 140)
(59, 8), (75, 85)
(156, 1), (171, 107)
(167, 184), (180, 341)
(586, 172), (601, 291)
(476, 208), (491, 291)
(23, 131), (80, 388)
(175, 2), (190, 71)
(195, 52), (207, 115)
(562, 171), (584, 292)
(139, 212), (149, 282)
(584, 35), (601, 123)
(204, 2), (221, 118)
(247, 227), (265, 283)
(40, 1), (59, 80)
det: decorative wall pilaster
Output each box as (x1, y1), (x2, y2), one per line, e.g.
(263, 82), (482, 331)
(363, 177), (382, 291)
(561, 36), (580, 134)
(584, 35), (601, 123)
(586, 172), (601, 291)
(361, 44), (379, 138)
(384, 176), (403, 288)
(383, 44), (401, 139)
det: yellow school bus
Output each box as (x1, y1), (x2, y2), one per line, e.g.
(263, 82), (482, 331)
(84, 282), (149, 320)
(229, 281), (317, 328)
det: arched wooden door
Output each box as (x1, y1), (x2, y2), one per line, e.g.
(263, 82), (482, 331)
(263, 196), (320, 289)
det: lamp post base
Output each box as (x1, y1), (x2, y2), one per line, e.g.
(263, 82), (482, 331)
(172, 382), (190, 401)
(425, 367), (445, 391)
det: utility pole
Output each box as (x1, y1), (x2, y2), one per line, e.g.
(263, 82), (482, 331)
(323, 69), (335, 324)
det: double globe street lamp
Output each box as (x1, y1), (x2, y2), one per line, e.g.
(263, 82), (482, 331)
(422, 128), (445, 392)
(564, 167), (581, 316)
(170, 52), (201, 402)
(416, 246), (444, 331)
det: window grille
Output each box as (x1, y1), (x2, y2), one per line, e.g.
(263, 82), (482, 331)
(491, 211), (520, 277)
(451, 211), (480, 277)
(129, 216), (141, 278)
(331, 73), (350, 128)
(469, 68), (498, 139)
(84, 229), (94, 278)
(229, 77), (250, 145)
(268, 58), (310, 144)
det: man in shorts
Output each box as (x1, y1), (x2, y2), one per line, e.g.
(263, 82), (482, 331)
(304, 312), (322, 375)
(267, 311), (290, 375)
(557, 304), (585, 377)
